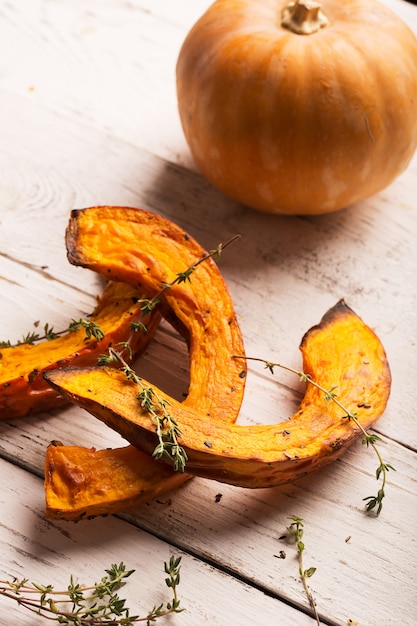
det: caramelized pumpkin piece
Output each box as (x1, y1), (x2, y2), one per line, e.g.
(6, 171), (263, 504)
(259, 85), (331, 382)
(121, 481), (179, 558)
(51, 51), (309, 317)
(65, 206), (246, 418)
(44, 206), (246, 520)
(0, 281), (160, 419)
(45, 300), (391, 489)
(45, 443), (189, 520)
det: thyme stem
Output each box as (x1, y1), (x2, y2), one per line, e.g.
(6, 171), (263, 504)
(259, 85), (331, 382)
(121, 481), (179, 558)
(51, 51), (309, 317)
(0, 319), (105, 348)
(286, 516), (320, 625)
(0, 558), (183, 624)
(234, 356), (394, 515)
(132, 233), (241, 326)
(99, 347), (188, 472)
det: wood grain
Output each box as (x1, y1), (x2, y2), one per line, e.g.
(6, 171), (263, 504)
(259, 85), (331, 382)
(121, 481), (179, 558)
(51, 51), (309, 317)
(1, 458), (318, 626)
(0, 1), (416, 625)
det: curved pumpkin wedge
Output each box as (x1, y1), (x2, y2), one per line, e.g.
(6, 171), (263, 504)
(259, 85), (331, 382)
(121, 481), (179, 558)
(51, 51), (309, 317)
(0, 281), (160, 420)
(65, 206), (246, 418)
(44, 206), (246, 520)
(45, 300), (391, 489)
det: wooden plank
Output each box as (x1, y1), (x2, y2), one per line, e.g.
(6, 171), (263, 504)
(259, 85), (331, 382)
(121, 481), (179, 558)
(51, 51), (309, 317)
(1, 396), (415, 625)
(0, 457), (317, 626)
(2, 0), (416, 165)
(122, 438), (417, 626)
(0, 88), (416, 447)
(0, 1), (416, 625)
(0, 255), (100, 341)
(0, 82), (416, 625)
(0, 0), (199, 164)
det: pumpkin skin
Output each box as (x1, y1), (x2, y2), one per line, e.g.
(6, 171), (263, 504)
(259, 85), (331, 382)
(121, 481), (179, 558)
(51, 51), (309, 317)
(176, 0), (417, 215)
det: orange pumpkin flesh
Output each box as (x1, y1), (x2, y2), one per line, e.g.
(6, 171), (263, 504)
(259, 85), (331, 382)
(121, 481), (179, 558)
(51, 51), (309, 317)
(43, 206), (246, 520)
(64, 206), (246, 420)
(0, 281), (160, 420)
(45, 300), (391, 489)
(45, 443), (190, 521)
(176, 0), (417, 214)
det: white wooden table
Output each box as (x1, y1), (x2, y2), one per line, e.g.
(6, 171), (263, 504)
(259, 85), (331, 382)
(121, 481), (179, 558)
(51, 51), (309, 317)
(1, 1), (416, 624)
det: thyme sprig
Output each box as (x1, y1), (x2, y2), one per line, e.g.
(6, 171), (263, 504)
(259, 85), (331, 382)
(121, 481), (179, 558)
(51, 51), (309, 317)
(68, 319), (105, 342)
(0, 557), (183, 625)
(234, 356), (394, 515)
(285, 516), (320, 625)
(0, 318), (104, 348)
(98, 346), (188, 472)
(130, 233), (241, 334)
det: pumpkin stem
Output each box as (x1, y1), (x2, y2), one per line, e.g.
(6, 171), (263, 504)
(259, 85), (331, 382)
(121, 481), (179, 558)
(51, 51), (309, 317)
(281, 0), (328, 35)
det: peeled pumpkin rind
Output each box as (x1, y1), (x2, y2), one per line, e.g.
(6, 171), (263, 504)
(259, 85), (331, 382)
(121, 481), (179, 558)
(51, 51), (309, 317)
(45, 299), (391, 490)
(0, 281), (160, 420)
(43, 206), (246, 520)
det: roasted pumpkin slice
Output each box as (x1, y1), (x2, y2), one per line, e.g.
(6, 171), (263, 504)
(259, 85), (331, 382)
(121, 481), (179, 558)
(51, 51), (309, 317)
(45, 300), (391, 489)
(44, 206), (246, 520)
(45, 442), (190, 520)
(65, 206), (246, 418)
(0, 281), (160, 420)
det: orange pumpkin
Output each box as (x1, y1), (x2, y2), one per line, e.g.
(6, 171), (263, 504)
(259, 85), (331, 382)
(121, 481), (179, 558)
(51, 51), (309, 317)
(176, 0), (417, 215)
